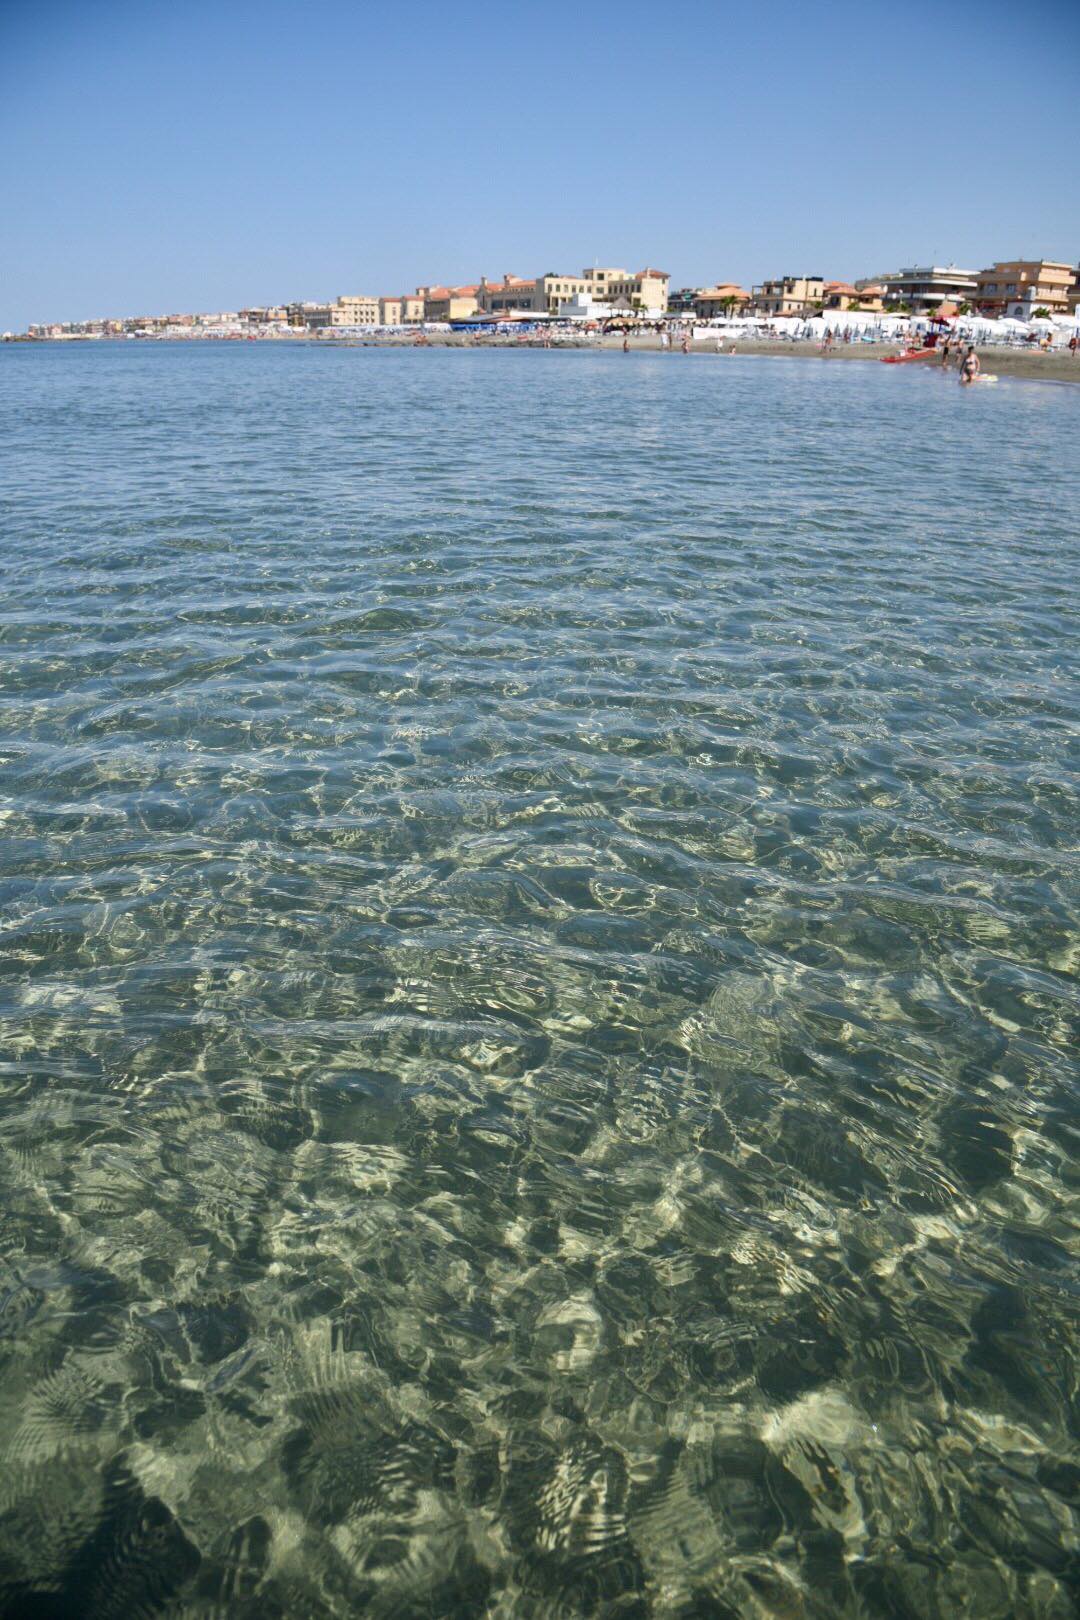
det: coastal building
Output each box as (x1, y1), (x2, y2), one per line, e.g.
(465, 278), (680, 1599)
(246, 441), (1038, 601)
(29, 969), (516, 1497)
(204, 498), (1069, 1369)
(751, 277), (825, 316)
(286, 302), (325, 327)
(878, 266), (977, 313)
(417, 285), (481, 321)
(974, 260), (1074, 319)
(557, 294), (618, 322)
(574, 268), (668, 316)
(305, 296), (380, 328)
(823, 281), (885, 313)
(477, 276), (539, 314)
(477, 267), (670, 318)
(693, 284), (751, 319)
(667, 288), (698, 316)
(239, 306), (288, 324)
(337, 296), (379, 325)
(375, 296), (423, 325)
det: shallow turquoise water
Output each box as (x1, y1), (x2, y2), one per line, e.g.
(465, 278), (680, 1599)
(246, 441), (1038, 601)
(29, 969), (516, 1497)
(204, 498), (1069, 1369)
(1, 343), (1078, 1618)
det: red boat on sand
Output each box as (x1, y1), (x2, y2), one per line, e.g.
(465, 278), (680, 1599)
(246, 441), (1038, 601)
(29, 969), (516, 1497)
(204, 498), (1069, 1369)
(882, 330), (941, 364)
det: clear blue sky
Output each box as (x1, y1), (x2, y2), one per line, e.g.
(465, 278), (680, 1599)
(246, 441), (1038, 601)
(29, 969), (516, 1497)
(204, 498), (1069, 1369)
(2, 0), (1078, 329)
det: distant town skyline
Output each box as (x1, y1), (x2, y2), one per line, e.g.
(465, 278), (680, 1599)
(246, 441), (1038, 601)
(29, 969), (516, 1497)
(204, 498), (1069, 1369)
(20, 260), (1080, 339)
(2, 0), (1078, 333)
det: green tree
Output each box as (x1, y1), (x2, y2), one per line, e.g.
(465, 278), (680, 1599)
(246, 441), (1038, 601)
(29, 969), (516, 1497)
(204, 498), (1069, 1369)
(1032, 307), (1052, 319)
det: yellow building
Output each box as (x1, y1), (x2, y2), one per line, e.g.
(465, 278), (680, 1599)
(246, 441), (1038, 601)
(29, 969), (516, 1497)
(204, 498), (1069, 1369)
(337, 296), (380, 325)
(693, 284), (751, 318)
(477, 275), (540, 313)
(306, 296), (380, 328)
(559, 267), (669, 315)
(417, 285), (481, 321)
(823, 281), (885, 313)
(378, 295), (425, 325)
(477, 266), (670, 317)
(751, 276), (825, 316)
(975, 260), (1074, 319)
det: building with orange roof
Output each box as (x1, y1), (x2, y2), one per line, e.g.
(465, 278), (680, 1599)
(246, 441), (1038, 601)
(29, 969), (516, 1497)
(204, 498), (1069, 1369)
(823, 281), (885, 313)
(693, 284), (751, 318)
(414, 284), (480, 321)
(477, 275), (539, 314)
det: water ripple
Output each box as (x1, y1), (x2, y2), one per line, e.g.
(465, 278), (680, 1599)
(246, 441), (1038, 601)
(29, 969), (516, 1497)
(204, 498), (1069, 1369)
(0, 344), (1078, 1618)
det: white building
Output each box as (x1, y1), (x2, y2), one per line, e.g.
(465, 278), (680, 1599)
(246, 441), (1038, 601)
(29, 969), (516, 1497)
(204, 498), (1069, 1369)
(558, 293), (613, 321)
(879, 265), (978, 313)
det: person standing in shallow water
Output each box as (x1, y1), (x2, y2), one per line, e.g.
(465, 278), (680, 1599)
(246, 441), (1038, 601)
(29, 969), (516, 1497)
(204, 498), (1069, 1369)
(959, 345), (981, 384)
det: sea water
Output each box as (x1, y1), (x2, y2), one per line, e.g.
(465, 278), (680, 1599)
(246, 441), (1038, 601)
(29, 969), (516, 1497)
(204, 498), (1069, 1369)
(1, 343), (1078, 1618)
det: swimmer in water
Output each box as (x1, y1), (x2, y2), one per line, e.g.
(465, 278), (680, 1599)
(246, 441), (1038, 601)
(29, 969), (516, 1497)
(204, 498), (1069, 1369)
(959, 346), (981, 385)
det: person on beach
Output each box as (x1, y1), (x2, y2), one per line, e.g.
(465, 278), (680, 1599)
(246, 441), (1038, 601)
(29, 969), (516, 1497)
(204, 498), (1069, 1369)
(623, 334), (629, 353)
(959, 346), (981, 385)
(681, 333), (690, 354)
(940, 336), (951, 367)
(1070, 334), (1078, 359)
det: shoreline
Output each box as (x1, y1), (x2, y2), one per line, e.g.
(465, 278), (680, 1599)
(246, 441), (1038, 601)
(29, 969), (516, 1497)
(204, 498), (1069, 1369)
(10, 332), (1079, 383)
(596, 335), (1080, 383)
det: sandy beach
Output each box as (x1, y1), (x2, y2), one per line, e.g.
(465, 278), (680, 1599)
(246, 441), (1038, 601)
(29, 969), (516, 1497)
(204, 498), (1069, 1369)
(19, 330), (1078, 383)
(596, 334), (1080, 383)
(313, 330), (1080, 383)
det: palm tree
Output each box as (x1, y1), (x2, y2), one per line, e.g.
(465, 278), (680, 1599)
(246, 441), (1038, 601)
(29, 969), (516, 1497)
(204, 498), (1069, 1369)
(1033, 307), (1052, 320)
